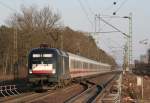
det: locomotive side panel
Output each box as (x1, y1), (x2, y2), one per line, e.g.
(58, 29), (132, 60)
(57, 50), (70, 81)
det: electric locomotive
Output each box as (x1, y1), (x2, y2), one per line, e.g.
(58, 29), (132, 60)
(28, 46), (111, 87)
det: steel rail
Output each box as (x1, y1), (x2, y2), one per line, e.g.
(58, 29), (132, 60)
(65, 72), (120, 103)
(0, 90), (53, 103)
(91, 75), (120, 103)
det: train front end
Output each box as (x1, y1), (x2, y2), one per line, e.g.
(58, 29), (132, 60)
(28, 48), (58, 86)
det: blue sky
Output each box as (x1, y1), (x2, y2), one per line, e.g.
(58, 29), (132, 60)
(0, 0), (150, 64)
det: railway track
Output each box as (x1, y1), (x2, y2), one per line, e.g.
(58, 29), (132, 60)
(0, 84), (84, 103)
(92, 73), (122, 103)
(65, 72), (121, 103)
(0, 91), (53, 103)
(64, 85), (101, 103)
(0, 71), (122, 103)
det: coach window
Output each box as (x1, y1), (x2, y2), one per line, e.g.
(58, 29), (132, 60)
(102, 65), (104, 70)
(84, 62), (86, 69)
(72, 60), (73, 68)
(93, 64), (94, 69)
(85, 63), (87, 69)
(78, 61), (81, 69)
(92, 64), (94, 69)
(94, 64), (96, 69)
(81, 62), (83, 69)
(97, 65), (99, 70)
(81, 62), (83, 68)
(91, 63), (92, 69)
(85, 62), (87, 69)
(76, 61), (78, 68)
(89, 63), (91, 69)
(73, 60), (75, 68)
(75, 60), (78, 69)
(73, 60), (75, 69)
(71, 60), (73, 68)
(100, 65), (102, 69)
(74, 60), (76, 68)
(80, 61), (82, 69)
(77, 61), (79, 68)
(90, 64), (92, 69)
(83, 62), (85, 69)
(87, 63), (89, 69)
(79, 61), (81, 69)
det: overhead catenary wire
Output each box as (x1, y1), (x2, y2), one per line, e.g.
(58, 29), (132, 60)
(100, 17), (129, 38)
(83, 0), (95, 15)
(97, 36), (119, 56)
(82, 0), (114, 32)
(99, 0), (128, 30)
(97, 35), (124, 63)
(82, 1), (121, 49)
(77, 0), (93, 26)
(114, 0), (129, 14)
(98, 17), (113, 32)
(79, 0), (122, 33)
(93, 1), (119, 32)
(81, 0), (128, 54)
(102, 0), (118, 13)
(97, 14), (129, 33)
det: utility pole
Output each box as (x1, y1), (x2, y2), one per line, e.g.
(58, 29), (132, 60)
(94, 14), (101, 60)
(93, 13), (133, 71)
(123, 13), (133, 71)
(97, 13), (132, 72)
(129, 13), (133, 70)
(123, 42), (128, 72)
(94, 14), (101, 43)
(13, 27), (18, 80)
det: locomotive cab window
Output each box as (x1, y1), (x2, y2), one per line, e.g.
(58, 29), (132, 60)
(29, 52), (57, 74)
(32, 53), (54, 64)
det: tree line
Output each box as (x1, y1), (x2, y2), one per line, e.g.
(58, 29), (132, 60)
(0, 6), (116, 78)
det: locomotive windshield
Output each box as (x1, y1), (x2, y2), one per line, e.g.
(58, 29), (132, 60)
(28, 52), (57, 74)
(32, 53), (54, 64)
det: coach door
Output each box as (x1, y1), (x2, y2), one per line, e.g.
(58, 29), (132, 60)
(62, 57), (65, 75)
(60, 51), (69, 79)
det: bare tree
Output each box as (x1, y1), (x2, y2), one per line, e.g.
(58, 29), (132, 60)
(8, 5), (61, 32)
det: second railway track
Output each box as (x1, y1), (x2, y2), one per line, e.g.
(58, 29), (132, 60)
(0, 83), (85, 103)
(65, 72), (121, 103)
(0, 91), (53, 103)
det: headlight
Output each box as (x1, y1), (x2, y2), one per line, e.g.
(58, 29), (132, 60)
(29, 70), (32, 74)
(52, 69), (56, 74)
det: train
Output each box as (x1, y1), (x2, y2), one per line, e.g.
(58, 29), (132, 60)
(28, 46), (112, 87)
